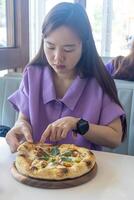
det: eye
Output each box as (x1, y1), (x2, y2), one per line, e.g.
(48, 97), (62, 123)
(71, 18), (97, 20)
(63, 47), (75, 52)
(45, 43), (55, 50)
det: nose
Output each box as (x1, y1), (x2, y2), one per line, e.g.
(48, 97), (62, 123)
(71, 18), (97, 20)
(54, 49), (65, 64)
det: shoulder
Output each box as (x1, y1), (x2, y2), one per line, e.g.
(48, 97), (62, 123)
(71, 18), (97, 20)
(22, 65), (50, 80)
(24, 64), (44, 74)
(85, 78), (115, 103)
(105, 61), (114, 74)
(20, 65), (50, 91)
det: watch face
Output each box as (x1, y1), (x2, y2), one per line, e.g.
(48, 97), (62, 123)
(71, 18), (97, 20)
(77, 119), (89, 135)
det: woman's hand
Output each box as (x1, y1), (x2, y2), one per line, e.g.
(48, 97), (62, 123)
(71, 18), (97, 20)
(6, 119), (33, 153)
(40, 117), (80, 142)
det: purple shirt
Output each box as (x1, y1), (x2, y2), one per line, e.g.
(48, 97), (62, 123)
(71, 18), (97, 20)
(8, 65), (124, 150)
(106, 62), (114, 75)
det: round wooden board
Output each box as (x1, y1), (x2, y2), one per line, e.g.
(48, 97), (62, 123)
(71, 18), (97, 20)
(11, 163), (97, 189)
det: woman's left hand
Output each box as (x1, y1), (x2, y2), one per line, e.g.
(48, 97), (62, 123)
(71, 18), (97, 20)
(40, 117), (80, 142)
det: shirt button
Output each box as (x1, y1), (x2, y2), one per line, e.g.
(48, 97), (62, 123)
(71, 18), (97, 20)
(55, 100), (62, 105)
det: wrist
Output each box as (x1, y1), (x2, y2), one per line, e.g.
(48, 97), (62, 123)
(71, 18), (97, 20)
(73, 117), (81, 129)
(15, 119), (31, 130)
(15, 119), (27, 125)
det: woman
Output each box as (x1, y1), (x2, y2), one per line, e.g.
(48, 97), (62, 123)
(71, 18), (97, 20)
(6, 2), (126, 153)
(106, 40), (134, 81)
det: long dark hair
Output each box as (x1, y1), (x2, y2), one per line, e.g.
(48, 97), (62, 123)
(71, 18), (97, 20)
(29, 2), (126, 139)
(113, 41), (134, 81)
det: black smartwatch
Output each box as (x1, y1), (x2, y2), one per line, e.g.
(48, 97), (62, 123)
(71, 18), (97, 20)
(73, 118), (89, 135)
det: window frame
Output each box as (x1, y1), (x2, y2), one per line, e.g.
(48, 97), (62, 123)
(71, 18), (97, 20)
(0, 0), (29, 70)
(83, 0), (112, 62)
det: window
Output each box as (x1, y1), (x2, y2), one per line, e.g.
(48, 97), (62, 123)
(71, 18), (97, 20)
(0, 0), (14, 47)
(0, 0), (29, 70)
(86, 0), (134, 58)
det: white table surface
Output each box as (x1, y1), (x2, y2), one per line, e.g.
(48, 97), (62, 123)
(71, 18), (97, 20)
(0, 137), (134, 200)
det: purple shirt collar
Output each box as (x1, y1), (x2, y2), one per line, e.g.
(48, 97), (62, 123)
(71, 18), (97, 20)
(42, 66), (88, 111)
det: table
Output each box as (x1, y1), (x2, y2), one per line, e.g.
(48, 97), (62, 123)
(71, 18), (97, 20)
(0, 137), (134, 200)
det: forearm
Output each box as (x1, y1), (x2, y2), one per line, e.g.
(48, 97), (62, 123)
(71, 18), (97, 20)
(84, 122), (122, 148)
(15, 112), (29, 125)
(14, 112), (32, 133)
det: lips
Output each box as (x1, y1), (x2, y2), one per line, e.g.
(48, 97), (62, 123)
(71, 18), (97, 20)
(54, 64), (66, 68)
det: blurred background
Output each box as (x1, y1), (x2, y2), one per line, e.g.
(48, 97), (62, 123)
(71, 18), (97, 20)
(0, 0), (134, 74)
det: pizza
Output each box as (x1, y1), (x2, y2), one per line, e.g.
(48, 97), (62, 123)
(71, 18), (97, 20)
(15, 142), (96, 180)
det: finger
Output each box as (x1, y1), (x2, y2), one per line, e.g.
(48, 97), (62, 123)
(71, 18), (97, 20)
(57, 128), (63, 141)
(50, 126), (60, 141)
(52, 128), (62, 141)
(6, 132), (20, 153)
(40, 126), (51, 142)
(61, 127), (68, 139)
(22, 126), (33, 143)
(19, 137), (26, 144)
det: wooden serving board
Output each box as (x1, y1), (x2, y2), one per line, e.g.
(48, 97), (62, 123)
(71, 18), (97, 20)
(11, 163), (97, 189)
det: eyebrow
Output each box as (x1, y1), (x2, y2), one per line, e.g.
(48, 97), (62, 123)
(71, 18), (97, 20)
(45, 41), (76, 47)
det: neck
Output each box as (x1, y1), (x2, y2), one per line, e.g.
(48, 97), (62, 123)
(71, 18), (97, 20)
(53, 70), (77, 82)
(52, 70), (77, 99)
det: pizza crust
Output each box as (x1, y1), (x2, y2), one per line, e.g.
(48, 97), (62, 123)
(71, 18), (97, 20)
(15, 142), (96, 180)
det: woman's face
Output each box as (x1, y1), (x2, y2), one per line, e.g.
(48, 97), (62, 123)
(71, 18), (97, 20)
(44, 26), (82, 77)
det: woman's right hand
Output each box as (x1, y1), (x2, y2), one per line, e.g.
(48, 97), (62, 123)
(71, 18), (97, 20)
(6, 119), (33, 153)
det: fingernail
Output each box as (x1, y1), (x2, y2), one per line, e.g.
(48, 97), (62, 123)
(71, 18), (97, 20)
(27, 135), (33, 143)
(27, 139), (33, 143)
(10, 147), (16, 153)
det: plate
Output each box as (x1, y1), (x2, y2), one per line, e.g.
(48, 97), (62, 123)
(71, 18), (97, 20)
(11, 162), (97, 189)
